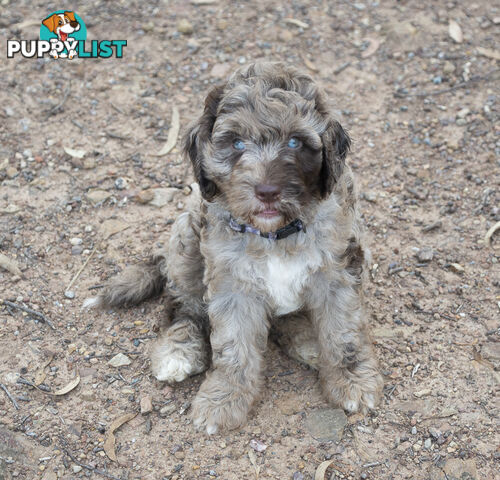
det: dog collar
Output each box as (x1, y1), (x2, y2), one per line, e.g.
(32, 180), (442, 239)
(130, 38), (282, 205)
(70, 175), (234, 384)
(229, 216), (306, 241)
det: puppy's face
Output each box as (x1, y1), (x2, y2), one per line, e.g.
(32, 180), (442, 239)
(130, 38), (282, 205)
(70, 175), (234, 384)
(185, 62), (350, 231)
(42, 12), (80, 41)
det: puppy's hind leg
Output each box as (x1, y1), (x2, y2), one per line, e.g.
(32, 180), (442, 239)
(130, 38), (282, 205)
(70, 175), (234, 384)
(271, 312), (320, 370)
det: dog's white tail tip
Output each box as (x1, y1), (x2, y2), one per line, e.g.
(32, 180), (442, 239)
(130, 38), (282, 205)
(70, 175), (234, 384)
(82, 296), (102, 310)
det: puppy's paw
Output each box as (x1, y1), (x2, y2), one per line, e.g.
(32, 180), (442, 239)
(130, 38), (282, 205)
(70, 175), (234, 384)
(322, 368), (383, 414)
(191, 374), (253, 435)
(151, 329), (207, 383)
(151, 349), (195, 383)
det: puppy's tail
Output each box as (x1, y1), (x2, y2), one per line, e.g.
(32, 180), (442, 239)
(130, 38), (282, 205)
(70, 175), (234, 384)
(83, 254), (167, 310)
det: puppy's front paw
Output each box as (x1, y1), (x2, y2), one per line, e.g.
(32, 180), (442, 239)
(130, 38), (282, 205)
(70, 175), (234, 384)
(191, 373), (253, 434)
(322, 367), (383, 414)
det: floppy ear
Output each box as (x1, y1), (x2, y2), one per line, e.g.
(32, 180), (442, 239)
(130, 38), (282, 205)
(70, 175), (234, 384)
(319, 119), (351, 198)
(183, 85), (225, 201)
(42, 14), (58, 33)
(65, 11), (77, 22)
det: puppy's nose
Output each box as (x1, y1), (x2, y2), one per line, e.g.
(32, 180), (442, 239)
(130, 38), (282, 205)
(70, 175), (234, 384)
(70, 21), (78, 28)
(255, 184), (281, 203)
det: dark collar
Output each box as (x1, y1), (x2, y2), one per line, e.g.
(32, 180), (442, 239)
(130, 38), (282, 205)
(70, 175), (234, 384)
(229, 216), (306, 241)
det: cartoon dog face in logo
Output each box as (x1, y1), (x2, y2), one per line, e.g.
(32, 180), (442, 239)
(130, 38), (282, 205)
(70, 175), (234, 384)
(42, 11), (80, 59)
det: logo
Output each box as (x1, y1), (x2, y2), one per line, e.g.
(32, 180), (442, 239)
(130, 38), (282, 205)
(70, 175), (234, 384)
(7, 10), (127, 59)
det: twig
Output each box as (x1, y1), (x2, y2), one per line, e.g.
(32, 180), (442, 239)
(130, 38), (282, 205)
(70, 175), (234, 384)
(0, 383), (20, 410)
(66, 247), (97, 293)
(61, 447), (124, 480)
(47, 82), (72, 116)
(334, 61), (351, 75)
(1, 300), (56, 330)
(394, 68), (499, 98)
(110, 103), (124, 114)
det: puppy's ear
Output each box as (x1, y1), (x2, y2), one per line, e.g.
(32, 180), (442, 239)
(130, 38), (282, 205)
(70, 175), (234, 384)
(183, 85), (225, 201)
(65, 11), (77, 22)
(319, 119), (351, 198)
(42, 14), (58, 33)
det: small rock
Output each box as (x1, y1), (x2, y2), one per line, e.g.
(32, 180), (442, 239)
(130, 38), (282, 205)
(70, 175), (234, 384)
(72, 465), (82, 473)
(449, 263), (464, 273)
(71, 246), (83, 255)
(424, 438), (432, 449)
(86, 189), (111, 205)
(292, 473), (305, 480)
(6, 166), (18, 178)
(140, 395), (153, 415)
(82, 158), (95, 169)
(177, 19), (193, 34)
(305, 408), (347, 442)
(70, 237), (83, 246)
(187, 39), (200, 52)
(416, 247), (433, 262)
(149, 188), (179, 208)
(135, 189), (155, 204)
(108, 353), (131, 368)
(159, 403), (177, 417)
(443, 61), (455, 74)
(362, 191), (377, 203)
(210, 63), (231, 79)
(64, 290), (75, 299)
(457, 108), (470, 119)
(115, 177), (127, 190)
(411, 426), (417, 435)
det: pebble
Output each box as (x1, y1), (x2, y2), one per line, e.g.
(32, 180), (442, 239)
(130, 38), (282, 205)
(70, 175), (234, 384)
(64, 290), (75, 299)
(305, 408), (347, 442)
(177, 19), (193, 34)
(140, 395), (153, 415)
(108, 353), (132, 367)
(450, 263), (465, 273)
(292, 473), (305, 480)
(70, 237), (83, 246)
(159, 403), (177, 417)
(6, 166), (18, 178)
(72, 465), (82, 473)
(114, 177), (127, 190)
(457, 108), (470, 119)
(86, 189), (111, 205)
(443, 61), (455, 74)
(416, 247), (433, 262)
(424, 438), (432, 449)
(411, 426), (417, 435)
(71, 246), (83, 255)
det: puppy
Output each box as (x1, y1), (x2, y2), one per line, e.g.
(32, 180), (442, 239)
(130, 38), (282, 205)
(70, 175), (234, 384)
(42, 11), (80, 59)
(85, 62), (383, 434)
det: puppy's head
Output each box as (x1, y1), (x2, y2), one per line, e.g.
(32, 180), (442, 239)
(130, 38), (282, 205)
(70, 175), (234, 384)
(42, 12), (80, 38)
(184, 62), (350, 231)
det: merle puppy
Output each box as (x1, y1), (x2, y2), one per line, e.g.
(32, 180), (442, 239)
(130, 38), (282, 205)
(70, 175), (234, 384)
(85, 62), (383, 434)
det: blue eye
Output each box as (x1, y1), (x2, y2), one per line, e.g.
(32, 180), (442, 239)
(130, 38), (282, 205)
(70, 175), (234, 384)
(287, 137), (301, 149)
(232, 139), (246, 151)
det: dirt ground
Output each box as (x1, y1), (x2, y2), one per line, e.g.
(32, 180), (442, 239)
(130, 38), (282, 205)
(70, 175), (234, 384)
(0, 1), (499, 479)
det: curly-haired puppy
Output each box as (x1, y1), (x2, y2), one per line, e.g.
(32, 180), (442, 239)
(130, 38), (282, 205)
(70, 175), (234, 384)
(85, 62), (383, 434)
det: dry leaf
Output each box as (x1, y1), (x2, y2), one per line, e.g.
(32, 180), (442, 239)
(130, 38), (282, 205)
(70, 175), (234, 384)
(63, 147), (86, 159)
(362, 37), (382, 58)
(34, 353), (54, 386)
(448, 20), (463, 43)
(315, 460), (347, 479)
(53, 374), (80, 395)
(154, 106), (180, 156)
(101, 219), (130, 240)
(473, 347), (494, 370)
(476, 47), (500, 61)
(248, 449), (260, 479)
(285, 18), (309, 29)
(301, 54), (319, 72)
(0, 253), (23, 277)
(485, 221), (500, 247)
(104, 413), (137, 462)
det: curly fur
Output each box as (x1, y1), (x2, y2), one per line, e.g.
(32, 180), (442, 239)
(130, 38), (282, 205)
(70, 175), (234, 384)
(85, 62), (383, 434)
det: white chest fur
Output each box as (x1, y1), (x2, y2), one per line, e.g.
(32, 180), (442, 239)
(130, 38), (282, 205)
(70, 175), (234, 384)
(260, 252), (317, 316)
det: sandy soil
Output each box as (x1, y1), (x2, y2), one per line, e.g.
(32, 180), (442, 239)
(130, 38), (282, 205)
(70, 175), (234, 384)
(0, 1), (499, 479)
